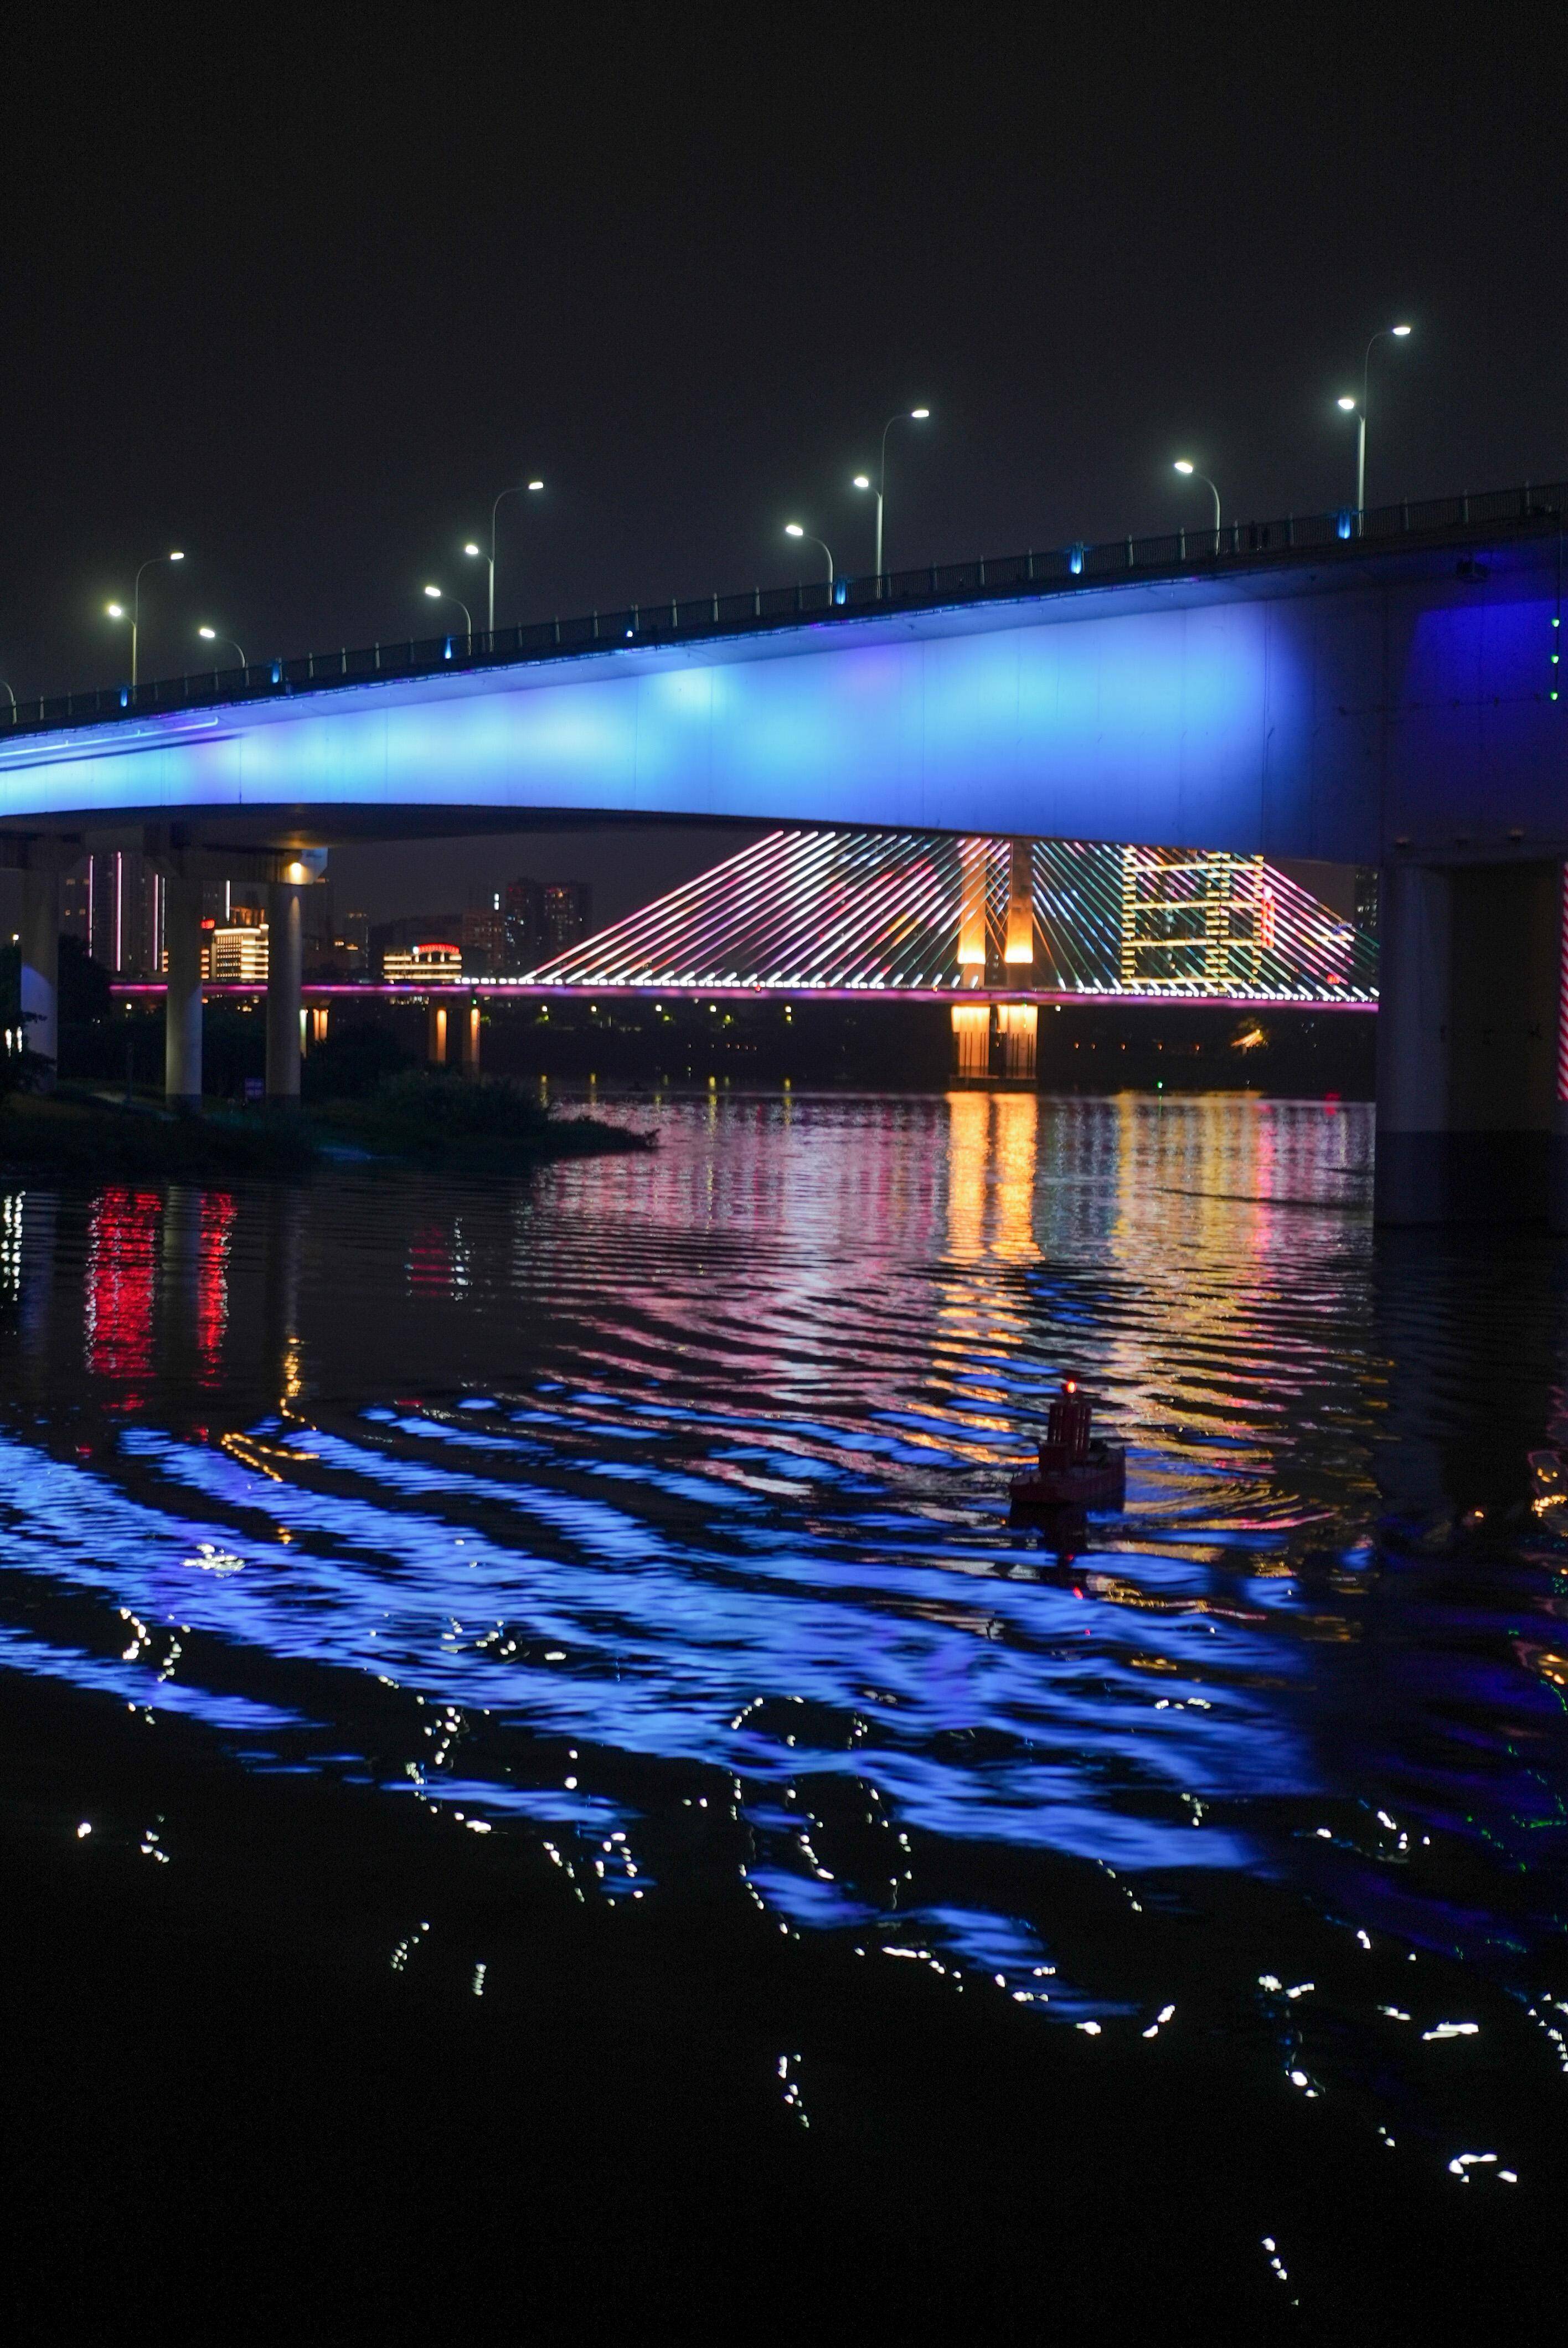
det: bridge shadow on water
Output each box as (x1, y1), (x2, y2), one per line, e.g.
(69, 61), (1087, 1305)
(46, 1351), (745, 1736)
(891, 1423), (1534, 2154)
(0, 1091), (1564, 2334)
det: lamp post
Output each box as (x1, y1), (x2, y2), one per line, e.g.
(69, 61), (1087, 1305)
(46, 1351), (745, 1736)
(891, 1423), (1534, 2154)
(1172, 460), (1221, 552)
(853, 406), (930, 590)
(424, 584), (473, 642)
(0, 681), (15, 714)
(106, 549), (185, 689)
(784, 522), (834, 586)
(466, 478), (544, 636)
(1338, 323), (1412, 526)
(198, 626), (247, 669)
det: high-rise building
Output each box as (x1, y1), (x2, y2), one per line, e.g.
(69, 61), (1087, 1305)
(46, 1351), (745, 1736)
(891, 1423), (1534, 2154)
(333, 910), (371, 974)
(61, 864), (91, 944)
(461, 905), (507, 975)
(209, 923), (270, 982)
(62, 851), (164, 976)
(1353, 868), (1379, 937)
(543, 881), (592, 953)
(503, 877), (546, 971)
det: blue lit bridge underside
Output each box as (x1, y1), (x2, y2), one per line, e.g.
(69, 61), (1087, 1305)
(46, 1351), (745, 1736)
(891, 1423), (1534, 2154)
(1, 488), (1565, 866)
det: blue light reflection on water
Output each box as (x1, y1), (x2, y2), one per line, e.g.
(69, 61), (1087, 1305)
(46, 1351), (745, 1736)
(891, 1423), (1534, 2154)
(2, 1091), (1567, 2164)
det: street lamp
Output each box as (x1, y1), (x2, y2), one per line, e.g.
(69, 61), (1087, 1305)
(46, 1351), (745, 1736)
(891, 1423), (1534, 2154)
(852, 406), (930, 590)
(424, 583), (473, 639)
(1172, 460), (1222, 552)
(0, 679), (15, 718)
(198, 625), (247, 668)
(784, 522), (834, 586)
(1338, 323), (1412, 526)
(466, 478), (544, 635)
(105, 549), (184, 689)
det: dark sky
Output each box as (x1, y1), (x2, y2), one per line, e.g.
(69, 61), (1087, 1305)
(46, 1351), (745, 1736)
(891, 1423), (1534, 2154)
(3, 3), (1563, 920)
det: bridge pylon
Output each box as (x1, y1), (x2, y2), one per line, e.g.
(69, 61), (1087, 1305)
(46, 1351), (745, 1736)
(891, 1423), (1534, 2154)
(1374, 857), (1568, 1227)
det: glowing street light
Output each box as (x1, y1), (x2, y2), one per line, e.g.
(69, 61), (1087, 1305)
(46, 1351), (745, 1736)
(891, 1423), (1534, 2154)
(1338, 323), (1412, 526)
(784, 522), (834, 586)
(105, 549), (184, 689)
(424, 583), (473, 639)
(198, 625), (247, 668)
(852, 406), (931, 591)
(1172, 459), (1221, 552)
(465, 477), (544, 635)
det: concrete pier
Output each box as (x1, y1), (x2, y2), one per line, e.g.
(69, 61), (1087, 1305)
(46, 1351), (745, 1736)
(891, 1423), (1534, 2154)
(163, 868), (204, 1107)
(1374, 859), (1563, 1224)
(18, 864), (59, 1085)
(265, 881), (304, 1101)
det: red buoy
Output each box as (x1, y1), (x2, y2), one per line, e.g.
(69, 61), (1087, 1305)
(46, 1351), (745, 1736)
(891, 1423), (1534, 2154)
(1009, 1385), (1126, 1515)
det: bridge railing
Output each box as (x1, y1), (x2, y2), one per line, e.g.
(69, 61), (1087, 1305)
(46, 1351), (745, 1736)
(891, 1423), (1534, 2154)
(4, 479), (1563, 741)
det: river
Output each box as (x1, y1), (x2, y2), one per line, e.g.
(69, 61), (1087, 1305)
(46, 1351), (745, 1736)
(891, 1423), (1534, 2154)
(2, 1090), (1564, 2335)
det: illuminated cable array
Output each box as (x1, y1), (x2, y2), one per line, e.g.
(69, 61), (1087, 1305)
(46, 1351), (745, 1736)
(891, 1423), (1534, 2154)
(523, 829), (1377, 1002)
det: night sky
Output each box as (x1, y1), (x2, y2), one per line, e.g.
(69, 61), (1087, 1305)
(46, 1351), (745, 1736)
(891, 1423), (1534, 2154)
(3, 6), (1562, 920)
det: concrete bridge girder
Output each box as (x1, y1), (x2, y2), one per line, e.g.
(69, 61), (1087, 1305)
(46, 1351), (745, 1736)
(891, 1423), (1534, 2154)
(1, 528), (1562, 868)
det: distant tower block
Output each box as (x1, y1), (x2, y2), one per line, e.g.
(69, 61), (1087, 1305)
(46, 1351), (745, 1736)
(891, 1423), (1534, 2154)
(996, 1002), (1038, 1082)
(958, 837), (989, 986)
(951, 1001), (990, 1078)
(1005, 840), (1035, 966)
(1204, 854), (1235, 988)
(1118, 846), (1267, 993)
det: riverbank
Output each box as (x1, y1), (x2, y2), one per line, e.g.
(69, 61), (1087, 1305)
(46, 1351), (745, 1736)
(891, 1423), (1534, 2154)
(0, 1077), (652, 1182)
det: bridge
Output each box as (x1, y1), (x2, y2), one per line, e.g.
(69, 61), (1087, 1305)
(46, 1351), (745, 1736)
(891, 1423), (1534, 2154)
(4, 480), (1565, 1221)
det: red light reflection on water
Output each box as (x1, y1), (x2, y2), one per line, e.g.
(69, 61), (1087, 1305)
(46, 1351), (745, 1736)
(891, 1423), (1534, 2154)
(85, 1190), (162, 1395)
(197, 1194), (237, 1382)
(408, 1225), (454, 1295)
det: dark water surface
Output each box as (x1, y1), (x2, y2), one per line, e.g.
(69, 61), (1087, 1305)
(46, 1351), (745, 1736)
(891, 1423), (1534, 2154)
(3, 1091), (1566, 2336)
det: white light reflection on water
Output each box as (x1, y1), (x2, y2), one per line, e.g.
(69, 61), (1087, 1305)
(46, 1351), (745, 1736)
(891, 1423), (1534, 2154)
(0, 1093), (1566, 2184)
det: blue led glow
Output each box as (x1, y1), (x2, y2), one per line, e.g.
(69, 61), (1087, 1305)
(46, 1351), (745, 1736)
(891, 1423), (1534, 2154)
(1, 554), (1562, 863)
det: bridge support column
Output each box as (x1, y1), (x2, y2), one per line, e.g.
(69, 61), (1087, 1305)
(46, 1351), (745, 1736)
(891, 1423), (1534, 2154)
(18, 864), (60, 1087)
(1005, 840), (1034, 971)
(1374, 859), (1562, 1224)
(427, 1002), (448, 1066)
(958, 839), (989, 987)
(460, 993), (481, 1074)
(951, 1002), (990, 1079)
(996, 1003), (1038, 1083)
(265, 882), (304, 1103)
(163, 867), (204, 1108)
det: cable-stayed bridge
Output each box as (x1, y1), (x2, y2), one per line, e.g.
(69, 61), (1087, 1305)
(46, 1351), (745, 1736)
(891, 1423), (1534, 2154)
(524, 826), (1375, 1003)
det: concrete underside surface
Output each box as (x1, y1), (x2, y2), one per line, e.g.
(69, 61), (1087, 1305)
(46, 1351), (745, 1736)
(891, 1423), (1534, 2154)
(1374, 858), (1568, 1226)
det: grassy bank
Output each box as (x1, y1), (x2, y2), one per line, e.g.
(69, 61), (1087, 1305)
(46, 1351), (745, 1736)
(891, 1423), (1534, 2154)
(308, 1070), (652, 1171)
(0, 1075), (651, 1183)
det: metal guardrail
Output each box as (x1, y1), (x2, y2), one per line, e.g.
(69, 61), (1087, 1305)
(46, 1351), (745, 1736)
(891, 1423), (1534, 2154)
(4, 480), (1563, 743)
